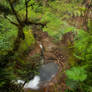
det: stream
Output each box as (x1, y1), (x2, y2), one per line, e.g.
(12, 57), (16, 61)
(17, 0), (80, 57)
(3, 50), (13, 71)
(24, 62), (58, 92)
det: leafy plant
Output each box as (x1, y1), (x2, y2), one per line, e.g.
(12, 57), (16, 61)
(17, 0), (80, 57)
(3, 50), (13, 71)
(65, 66), (88, 92)
(0, 16), (17, 55)
(42, 12), (75, 41)
(74, 29), (92, 62)
(66, 66), (87, 82)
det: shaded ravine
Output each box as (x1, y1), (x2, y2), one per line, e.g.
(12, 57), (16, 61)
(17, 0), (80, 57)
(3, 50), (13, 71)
(23, 30), (71, 92)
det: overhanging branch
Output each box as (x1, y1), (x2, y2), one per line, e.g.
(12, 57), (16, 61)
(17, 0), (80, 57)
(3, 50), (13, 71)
(4, 15), (19, 26)
(7, 0), (22, 26)
(25, 0), (28, 22)
(25, 21), (47, 27)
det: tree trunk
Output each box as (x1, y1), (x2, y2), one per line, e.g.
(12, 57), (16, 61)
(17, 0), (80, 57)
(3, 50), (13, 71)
(13, 26), (25, 52)
(8, 0), (22, 25)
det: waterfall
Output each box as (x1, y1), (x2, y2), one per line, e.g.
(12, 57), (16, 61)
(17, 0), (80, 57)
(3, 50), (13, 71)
(24, 75), (40, 90)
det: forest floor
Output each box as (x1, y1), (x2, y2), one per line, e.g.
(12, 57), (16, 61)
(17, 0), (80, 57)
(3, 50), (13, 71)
(26, 29), (73, 92)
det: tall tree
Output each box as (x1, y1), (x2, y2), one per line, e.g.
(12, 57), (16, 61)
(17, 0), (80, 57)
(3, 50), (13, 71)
(0, 0), (46, 54)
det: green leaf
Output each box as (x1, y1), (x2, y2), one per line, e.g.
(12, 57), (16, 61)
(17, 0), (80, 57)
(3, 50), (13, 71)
(66, 66), (87, 81)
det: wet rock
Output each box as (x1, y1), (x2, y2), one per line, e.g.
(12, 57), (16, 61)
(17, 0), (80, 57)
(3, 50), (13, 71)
(39, 62), (58, 82)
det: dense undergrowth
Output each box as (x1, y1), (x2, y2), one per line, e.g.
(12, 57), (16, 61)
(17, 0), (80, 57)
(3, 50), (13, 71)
(0, 0), (92, 92)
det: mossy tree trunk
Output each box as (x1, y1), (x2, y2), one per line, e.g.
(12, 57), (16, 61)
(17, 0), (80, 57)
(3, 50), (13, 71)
(6, 0), (46, 55)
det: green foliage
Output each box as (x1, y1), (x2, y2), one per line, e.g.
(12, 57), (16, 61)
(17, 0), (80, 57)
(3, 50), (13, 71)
(16, 58), (41, 81)
(0, 17), (18, 55)
(41, 12), (75, 41)
(48, 0), (86, 18)
(68, 56), (76, 67)
(0, 0), (11, 15)
(68, 20), (92, 92)
(74, 29), (92, 62)
(66, 66), (87, 82)
(13, 0), (42, 22)
(65, 66), (88, 92)
(88, 19), (92, 33)
(0, 62), (17, 91)
(65, 79), (79, 90)
(17, 26), (35, 55)
(0, 0), (91, 92)
(15, 53), (41, 83)
(28, 8), (42, 22)
(42, 12), (62, 40)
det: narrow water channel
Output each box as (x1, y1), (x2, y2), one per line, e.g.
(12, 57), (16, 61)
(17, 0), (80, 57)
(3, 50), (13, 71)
(24, 62), (58, 92)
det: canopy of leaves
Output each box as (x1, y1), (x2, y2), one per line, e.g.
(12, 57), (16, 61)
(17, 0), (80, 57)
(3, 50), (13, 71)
(0, 16), (18, 55)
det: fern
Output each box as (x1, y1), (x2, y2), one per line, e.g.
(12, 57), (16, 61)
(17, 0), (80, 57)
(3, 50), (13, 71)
(0, 16), (18, 55)
(66, 66), (87, 82)
(48, 0), (85, 18)
(74, 29), (92, 62)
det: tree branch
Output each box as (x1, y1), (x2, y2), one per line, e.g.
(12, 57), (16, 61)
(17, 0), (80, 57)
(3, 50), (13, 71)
(25, 0), (28, 22)
(4, 15), (19, 26)
(25, 21), (47, 27)
(7, 0), (22, 26)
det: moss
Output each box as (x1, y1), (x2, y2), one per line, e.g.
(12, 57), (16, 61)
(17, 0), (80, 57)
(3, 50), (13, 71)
(17, 27), (35, 54)
(15, 26), (36, 64)
(68, 55), (76, 67)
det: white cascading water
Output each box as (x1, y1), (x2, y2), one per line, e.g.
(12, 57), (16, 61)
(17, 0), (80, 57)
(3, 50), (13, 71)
(17, 80), (25, 84)
(16, 43), (58, 90)
(39, 44), (43, 49)
(23, 44), (43, 89)
(24, 75), (40, 90)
